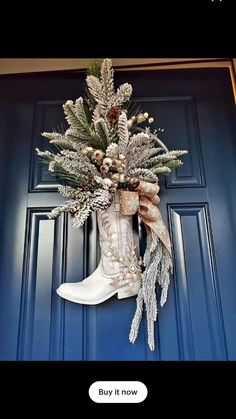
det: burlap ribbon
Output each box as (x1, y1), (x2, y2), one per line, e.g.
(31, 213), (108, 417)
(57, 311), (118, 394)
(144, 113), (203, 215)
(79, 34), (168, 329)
(120, 181), (172, 257)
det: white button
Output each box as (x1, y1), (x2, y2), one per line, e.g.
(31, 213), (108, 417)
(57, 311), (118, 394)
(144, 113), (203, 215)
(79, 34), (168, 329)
(89, 381), (148, 404)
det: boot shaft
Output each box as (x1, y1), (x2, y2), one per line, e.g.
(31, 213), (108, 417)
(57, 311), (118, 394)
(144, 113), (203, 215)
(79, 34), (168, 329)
(97, 191), (135, 276)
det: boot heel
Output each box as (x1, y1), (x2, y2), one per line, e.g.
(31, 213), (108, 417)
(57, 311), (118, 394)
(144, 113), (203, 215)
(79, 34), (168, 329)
(117, 282), (140, 299)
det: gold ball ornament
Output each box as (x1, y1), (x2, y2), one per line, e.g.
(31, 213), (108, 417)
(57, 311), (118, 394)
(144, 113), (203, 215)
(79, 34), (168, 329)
(103, 178), (113, 187)
(119, 154), (125, 161)
(137, 114), (146, 123)
(129, 177), (140, 187)
(103, 157), (113, 167)
(114, 159), (122, 167)
(93, 150), (104, 161)
(127, 120), (133, 129)
(100, 164), (109, 174)
(119, 174), (126, 183)
(111, 173), (119, 182)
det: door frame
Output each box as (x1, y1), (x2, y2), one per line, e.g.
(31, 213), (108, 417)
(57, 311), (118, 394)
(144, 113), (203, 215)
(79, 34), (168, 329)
(114, 60), (236, 104)
(0, 59), (235, 104)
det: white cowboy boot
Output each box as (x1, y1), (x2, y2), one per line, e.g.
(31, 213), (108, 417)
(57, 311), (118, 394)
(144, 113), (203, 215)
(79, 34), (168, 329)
(56, 192), (141, 305)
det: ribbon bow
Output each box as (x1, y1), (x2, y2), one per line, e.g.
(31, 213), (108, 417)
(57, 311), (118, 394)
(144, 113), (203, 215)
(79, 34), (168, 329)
(120, 181), (173, 351)
(120, 181), (172, 258)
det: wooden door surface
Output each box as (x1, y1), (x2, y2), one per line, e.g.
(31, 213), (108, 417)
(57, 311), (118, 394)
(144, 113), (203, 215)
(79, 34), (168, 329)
(0, 67), (235, 360)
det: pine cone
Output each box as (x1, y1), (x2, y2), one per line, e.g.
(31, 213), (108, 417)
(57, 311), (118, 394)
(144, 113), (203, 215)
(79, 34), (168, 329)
(106, 106), (122, 124)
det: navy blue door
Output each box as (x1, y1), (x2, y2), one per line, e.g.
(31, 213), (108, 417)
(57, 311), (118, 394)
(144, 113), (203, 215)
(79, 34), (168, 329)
(0, 67), (235, 360)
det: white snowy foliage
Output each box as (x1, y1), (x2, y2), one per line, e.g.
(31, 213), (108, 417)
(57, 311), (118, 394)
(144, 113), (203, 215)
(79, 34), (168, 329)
(127, 133), (152, 150)
(86, 76), (105, 110)
(48, 187), (112, 228)
(100, 58), (115, 104)
(86, 59), (132, 113)
(37, 58), (188, 234)
(152, 166), (172, 175)
(94, 118), (110, 146)
(36, 148), (54, 158)
(111, 83), (133, 107)
(126, 147), (158, 170)
(92, 104), (102, 122)
(117, 111), (129, 154)
(128, 168), (158, 183)
(106, 142), (118, 158)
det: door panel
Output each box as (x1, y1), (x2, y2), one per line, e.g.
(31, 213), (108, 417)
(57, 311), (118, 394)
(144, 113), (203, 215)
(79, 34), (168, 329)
(30, 101), (65, 192)
(138, 96), (205, 188)
(169, 204), (227, 360)
(0, 68), (235, 360)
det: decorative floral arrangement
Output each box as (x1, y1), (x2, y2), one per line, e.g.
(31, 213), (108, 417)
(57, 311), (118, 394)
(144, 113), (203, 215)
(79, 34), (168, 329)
(37, 59), (188, 350)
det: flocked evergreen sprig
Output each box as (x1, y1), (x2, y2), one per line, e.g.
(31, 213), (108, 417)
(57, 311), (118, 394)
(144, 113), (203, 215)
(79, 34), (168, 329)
(36, 58), (188, 227)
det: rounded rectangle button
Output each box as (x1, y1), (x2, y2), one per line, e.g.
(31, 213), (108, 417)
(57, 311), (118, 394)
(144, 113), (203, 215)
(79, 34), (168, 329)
(89, 381), (148, 403)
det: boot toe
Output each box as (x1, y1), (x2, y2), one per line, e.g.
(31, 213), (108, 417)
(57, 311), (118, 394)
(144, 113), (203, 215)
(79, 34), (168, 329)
(57, 283), (78, 299)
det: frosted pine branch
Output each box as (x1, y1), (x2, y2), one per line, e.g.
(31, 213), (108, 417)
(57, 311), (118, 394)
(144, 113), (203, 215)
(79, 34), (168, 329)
(126, 147), (160, 170)
(64, 127), (81, 139)
(106, 142), (119, 158)
(72, 206), (91, 228)
(48, 187), (112, 228)
(49, 139), (83, 151)
(42, 131), (84, 151)
(63, 98), (102, 149)
(165, 159), (183, 169)
(86, 75), (106, 115)
(143, 151), (187, 170)
(41, 132), (61, 141)
(151, 166), (172, 175)
(94, 118), (110, 148)
(74, 98), (99, 142)
(108, 125), (119, 143)
(100, 58), (115, 104)
(111, 83), (133, 107)
(168, 149), (188, 157)
(86, 75), (103, 104)
(128, 168), (157, 183)
(63, 100), (84, 134)
(127, 133), (152, 150)
(151, 152), (178, 163)
(117, 111), (129, 154)
(58, 185), (79, 198)
(92, 104), (102, 122)
(36, 148), (55, 158)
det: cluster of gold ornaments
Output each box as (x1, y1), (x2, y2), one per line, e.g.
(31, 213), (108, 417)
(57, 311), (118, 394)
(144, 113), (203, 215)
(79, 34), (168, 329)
(82, 110), (154, 192)
(82, 146), (140, 192)
(127, 111), (154, 129)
